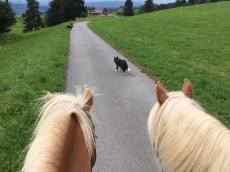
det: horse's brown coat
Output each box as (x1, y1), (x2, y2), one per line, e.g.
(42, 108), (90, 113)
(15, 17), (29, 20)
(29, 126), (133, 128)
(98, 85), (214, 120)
(59, 113), (96, 172)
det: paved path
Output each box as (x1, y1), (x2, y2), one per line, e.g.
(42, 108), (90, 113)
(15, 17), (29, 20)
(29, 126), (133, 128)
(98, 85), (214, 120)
(66, 21), (161, 172)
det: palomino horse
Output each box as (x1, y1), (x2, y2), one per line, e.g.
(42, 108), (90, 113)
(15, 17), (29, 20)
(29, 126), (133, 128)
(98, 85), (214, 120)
(21, 87), (96, 172)
(148, 79), (230, 172)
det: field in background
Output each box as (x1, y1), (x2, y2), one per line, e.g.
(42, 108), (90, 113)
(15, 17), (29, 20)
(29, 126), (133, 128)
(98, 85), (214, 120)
(75, 15), (118, 22)
(88, 2), (230, 127)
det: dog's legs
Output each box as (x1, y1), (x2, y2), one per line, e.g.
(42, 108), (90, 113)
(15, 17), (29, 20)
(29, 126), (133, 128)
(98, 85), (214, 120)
(122, 69), (126, 76)
(116, 66), (118, 72)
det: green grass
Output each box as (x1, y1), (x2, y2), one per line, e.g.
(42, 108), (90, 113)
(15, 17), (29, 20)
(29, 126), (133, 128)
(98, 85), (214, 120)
(0, 21), (70, 171)
(110, 12), (117, 15)
(88, 2), (230, 127)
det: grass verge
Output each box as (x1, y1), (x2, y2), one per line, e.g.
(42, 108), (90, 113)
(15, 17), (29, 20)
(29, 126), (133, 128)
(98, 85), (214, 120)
(0, 21), (70, 171)
(88, 2), (230, 127)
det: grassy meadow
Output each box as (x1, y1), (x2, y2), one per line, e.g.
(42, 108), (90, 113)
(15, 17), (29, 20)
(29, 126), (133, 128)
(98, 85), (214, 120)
(0, 19), (70, 171)
(88, 2), (230, 127)
(76, 14), (118, 21)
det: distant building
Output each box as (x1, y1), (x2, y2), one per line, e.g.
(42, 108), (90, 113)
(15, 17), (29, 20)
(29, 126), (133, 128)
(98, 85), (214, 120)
(89, 12), (99, 15)
(89, 9), (109, 16)
(94, 9), (103, 14)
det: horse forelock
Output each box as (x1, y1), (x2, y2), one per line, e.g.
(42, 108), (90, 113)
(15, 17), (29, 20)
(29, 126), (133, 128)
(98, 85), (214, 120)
(148, 91), (230, 171)
(21, 87), (95, 172)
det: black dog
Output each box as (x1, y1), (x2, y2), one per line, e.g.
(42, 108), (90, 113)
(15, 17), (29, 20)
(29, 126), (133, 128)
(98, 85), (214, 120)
(66, 23), (73, 29)
(114, 56), (130, 76)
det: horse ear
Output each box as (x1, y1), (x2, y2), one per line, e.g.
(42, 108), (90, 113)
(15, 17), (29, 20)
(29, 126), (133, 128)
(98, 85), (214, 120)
(83, 88), (94, 111)
(182, 78), (193, 99)
(46, 92), (52, 102)
(156, 81), (168, 106)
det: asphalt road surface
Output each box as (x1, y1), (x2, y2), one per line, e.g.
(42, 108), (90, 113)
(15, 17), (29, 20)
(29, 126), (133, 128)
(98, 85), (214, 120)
(65, 22), (161, 172)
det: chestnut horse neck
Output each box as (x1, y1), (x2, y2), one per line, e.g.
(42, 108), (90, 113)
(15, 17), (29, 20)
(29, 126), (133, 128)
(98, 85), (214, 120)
(59, 112), (96, 172)
(21, 87), (96, 172)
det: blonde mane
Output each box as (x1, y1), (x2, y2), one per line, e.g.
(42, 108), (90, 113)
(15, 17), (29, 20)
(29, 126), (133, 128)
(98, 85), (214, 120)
(148, 91), (230, 172)
(21, 87), (95, 172)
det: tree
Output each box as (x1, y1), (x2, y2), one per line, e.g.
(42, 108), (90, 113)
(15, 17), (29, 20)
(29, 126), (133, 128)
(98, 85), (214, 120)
(0, 1), (17, 34)
(103, 7), (108, 12)
(75, 0), (87, 18)
(91, 6), (96, 12)
(45, 0), (87, 27)
(45, 0), (61, 27)
(188, 0), (196, 4)
(22, 0), (43, 32)
(87, 6), (91, 12)
(144, 0), (154, 13)
(175, 0), (182, 7)
(138, 5), (145, 14)
(181, 0), (186, 5)
(199, 0), (205, 3)
(123, 0), (134, 16)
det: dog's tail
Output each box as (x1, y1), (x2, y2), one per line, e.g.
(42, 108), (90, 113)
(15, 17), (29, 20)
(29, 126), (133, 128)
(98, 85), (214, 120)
(126, 63), (130, 72)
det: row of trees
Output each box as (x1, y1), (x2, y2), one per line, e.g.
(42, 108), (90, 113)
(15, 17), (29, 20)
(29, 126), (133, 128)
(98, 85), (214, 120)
(117, 0), (154, 16)
(118, 0), (230, 16)
(86, 6), (108, 12)
(87, 6), (96, 12)
(154, 0), (229, 11)
(0, 0), (88, 34)
(44, 0), (87, 27)
(0, 0), (44, 33)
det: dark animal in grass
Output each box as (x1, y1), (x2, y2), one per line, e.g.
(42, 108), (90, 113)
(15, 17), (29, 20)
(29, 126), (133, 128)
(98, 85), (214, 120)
(114, 56), (130, 76)
(66, 23), (73, 29)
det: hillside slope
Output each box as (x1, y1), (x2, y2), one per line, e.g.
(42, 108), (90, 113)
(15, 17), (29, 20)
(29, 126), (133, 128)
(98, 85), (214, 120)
(88, 2), (230, 127)
(0, 21), (69, 171)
